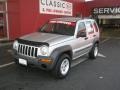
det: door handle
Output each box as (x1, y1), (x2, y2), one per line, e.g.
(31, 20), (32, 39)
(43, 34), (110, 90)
(85, 37), (88, 40)
(93, 35), (96, 37)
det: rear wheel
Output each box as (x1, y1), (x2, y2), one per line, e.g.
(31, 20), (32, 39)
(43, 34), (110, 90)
(89, 43), (99, 59)
(52, 54), (71, 79)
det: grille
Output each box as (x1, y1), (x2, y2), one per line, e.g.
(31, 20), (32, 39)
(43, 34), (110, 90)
(18, 44), (38, 58)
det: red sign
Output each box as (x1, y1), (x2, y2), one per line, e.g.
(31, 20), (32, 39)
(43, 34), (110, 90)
(39, 0), (73, 16)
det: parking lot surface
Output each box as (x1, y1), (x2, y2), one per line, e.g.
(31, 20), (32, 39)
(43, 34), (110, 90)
(0, 38), (120, 90)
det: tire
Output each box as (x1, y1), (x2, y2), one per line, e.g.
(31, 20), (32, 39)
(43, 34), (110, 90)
(89, 43), (99, 59)
(52, 54), (71, 79)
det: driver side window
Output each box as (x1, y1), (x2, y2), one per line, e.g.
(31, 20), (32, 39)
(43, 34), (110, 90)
(77, 22), (86, 38)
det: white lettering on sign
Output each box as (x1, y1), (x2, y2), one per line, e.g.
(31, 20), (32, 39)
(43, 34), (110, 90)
(93, 7), (120, 14)
(39, 0), (73, 16)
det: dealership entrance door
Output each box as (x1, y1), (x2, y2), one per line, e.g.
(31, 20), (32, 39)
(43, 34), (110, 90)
(0, 1), (8, 40)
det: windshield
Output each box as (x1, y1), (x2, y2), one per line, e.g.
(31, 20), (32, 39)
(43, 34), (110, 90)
(39, 21), (76, 36)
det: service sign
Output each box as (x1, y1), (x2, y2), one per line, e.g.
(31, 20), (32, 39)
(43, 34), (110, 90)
(93, 7), (120, 15)
(39, 0), (73, 16)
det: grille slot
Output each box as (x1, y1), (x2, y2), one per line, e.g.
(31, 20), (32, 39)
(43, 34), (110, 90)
(18, 44), (38, 58)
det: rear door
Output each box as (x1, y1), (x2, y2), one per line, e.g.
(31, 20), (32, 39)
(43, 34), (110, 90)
(85, 20), (95, 48)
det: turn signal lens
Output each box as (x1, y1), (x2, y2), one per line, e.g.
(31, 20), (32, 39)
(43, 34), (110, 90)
(39, 59), (52, 64)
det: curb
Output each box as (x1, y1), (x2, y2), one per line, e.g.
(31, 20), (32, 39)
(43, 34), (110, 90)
(0, 42), (13, 47)
(0, 39), (13, 47)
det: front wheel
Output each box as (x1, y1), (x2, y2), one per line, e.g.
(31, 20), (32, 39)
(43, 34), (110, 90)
(52, 54), (71, 79)
(89, 43), (99, 59)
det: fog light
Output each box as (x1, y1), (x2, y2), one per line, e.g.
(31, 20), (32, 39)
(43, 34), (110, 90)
(39, 59), (52, 64)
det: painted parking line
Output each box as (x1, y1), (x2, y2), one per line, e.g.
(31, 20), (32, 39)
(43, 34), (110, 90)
(98, 53), (106, 58)
(0, 62), (15, 68)
(101, 38), (110, 44)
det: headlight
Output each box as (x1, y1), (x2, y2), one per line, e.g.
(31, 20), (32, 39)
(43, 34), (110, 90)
(13, 40), (19, 50)
(37, 45), (49, 56)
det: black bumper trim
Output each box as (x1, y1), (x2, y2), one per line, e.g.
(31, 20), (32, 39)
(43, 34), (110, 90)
(13, 52), (55, 70)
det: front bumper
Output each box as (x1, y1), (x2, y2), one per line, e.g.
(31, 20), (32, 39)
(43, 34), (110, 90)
(12, 51), (55, 70)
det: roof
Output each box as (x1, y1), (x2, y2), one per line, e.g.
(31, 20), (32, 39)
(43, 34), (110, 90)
(51, 17), (82, 22)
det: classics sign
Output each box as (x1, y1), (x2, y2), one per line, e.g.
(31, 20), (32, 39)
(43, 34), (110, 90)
(39, 0), (73, 16)
(93, 7), (120, 15)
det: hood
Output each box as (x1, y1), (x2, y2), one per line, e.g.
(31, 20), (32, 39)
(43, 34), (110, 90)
(20, 32), (74, 46)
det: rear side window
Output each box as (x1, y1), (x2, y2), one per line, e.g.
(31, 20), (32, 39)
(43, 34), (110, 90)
(86, 21), (94, 34)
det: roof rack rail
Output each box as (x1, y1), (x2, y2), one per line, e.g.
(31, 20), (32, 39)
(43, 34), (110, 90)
(84, 15), (93, 19)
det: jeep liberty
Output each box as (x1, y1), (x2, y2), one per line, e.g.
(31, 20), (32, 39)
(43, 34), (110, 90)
(13, 17), (100, 78)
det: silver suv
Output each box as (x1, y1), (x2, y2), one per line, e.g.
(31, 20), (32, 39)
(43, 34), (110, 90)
(13, 17), (100, 78)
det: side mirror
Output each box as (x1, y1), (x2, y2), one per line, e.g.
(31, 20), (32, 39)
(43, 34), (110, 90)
(77, 31), (86, 38)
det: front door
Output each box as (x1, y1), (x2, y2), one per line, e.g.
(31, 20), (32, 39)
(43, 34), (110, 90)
(73, 21), (92, 59)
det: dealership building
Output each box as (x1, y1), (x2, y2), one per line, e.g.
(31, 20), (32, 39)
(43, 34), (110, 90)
(0, 0), (120, 40)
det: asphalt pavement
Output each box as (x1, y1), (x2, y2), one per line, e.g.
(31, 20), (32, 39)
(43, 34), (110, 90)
(0, 44), (13, 65)
(0, 38), (120, 90)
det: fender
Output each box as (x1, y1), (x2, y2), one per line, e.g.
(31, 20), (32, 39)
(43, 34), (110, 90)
(50, 45), (73, 68)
